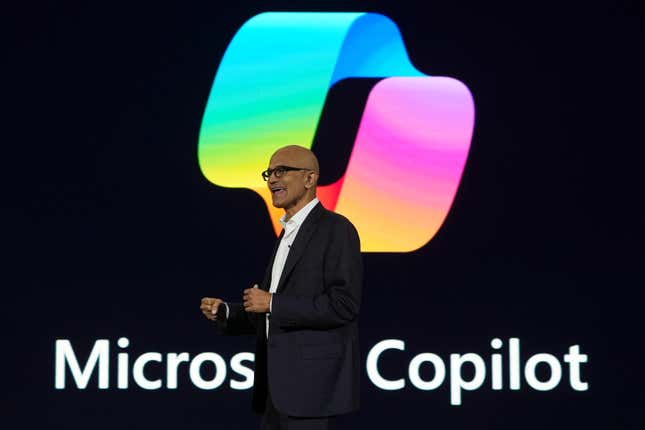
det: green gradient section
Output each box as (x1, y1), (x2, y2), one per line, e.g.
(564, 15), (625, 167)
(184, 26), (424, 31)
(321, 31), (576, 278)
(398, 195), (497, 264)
(198, 12), (421, 188)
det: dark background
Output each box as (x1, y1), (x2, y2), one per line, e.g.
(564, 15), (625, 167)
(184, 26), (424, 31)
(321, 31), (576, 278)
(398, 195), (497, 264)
(5, 1), (644, 428)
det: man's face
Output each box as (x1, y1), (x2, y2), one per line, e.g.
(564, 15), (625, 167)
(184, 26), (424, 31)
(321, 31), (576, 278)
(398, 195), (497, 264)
(266, 150), (310, 210)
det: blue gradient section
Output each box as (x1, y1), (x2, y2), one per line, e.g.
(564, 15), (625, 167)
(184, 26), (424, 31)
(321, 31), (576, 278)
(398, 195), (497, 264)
(198, 12), (426, 188)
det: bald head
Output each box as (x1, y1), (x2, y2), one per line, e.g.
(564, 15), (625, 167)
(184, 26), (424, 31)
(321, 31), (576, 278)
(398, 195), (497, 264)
(270, 145), (319, 175)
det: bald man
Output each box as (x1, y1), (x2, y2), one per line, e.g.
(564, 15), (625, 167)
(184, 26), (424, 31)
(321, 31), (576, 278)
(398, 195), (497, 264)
(200, 146), (363, 429)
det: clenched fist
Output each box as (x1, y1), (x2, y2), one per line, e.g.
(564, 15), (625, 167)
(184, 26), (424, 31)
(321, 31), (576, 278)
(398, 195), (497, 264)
(200, 297), (224, 321)
(243, 284), (271, 313)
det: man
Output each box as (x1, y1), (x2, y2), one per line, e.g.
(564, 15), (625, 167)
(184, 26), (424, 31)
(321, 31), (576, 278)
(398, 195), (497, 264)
(200, 145), (362, 429)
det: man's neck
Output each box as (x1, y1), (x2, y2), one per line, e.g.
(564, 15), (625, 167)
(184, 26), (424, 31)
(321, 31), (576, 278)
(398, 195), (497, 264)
(284, 195), (316, 222)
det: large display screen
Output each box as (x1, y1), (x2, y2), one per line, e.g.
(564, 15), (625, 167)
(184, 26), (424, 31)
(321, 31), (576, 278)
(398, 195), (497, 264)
(5, 2), (642, 429)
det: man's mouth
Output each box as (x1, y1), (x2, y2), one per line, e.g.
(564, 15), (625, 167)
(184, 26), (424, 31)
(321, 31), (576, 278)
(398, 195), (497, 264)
(271, 186), (286, 197)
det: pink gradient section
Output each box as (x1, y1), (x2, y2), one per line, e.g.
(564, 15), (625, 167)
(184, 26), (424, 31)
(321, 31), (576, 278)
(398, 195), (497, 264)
(334, 77), (475, 252)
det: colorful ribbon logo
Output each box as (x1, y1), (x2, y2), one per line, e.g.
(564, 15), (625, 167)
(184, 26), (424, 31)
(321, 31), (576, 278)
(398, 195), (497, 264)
(198, 12), (475, 252)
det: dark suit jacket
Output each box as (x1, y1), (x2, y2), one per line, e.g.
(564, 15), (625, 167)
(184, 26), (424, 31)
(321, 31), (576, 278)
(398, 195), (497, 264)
(219, 202), (362, 417)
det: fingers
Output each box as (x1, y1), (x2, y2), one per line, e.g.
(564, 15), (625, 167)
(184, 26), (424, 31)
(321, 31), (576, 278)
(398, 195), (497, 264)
(200, 297), (222, 321)
(243, 289), (255, 312)
(242, 286), (268, 313)
(201, 308), (216, 320)
(242, 288), (257, 301)
(242, 284), (259, 296)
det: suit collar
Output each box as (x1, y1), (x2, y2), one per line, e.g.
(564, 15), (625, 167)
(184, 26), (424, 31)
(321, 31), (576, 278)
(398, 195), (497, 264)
(279, 197), (320, 231)
(276, 201), (324, 293)
(260, 228), (284, 292)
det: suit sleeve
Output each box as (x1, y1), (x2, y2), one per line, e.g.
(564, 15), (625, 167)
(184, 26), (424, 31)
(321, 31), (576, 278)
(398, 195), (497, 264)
(270, 219), (362, 329)
(216, 302), (257, 335)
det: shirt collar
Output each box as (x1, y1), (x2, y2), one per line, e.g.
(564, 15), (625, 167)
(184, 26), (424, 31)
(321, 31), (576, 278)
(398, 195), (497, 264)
(279, 197), (320, 230)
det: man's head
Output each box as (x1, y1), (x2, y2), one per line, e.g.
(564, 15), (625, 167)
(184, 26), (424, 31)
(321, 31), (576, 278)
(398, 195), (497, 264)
(264, 145), (319, 215)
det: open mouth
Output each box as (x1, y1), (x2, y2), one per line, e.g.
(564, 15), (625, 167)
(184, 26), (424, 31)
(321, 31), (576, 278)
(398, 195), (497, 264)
(271, 186), (286, 198)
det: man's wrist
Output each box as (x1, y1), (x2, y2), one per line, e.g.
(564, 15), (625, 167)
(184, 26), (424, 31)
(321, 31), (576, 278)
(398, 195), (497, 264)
(216, 302), (229, 321)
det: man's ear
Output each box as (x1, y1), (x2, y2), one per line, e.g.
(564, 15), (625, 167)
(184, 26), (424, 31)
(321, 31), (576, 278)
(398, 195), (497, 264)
(304, 172), (315, 189)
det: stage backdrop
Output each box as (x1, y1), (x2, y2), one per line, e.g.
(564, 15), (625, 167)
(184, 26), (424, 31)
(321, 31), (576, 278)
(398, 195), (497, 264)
(5, 2), (643, 429)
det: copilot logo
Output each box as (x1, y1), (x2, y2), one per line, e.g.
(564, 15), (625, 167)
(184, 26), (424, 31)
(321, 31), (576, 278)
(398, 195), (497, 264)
(198, 12), (475, 252)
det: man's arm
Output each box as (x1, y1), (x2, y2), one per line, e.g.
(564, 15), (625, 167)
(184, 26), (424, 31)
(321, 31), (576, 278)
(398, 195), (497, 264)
(200, 297), (257, 335)
(218, 302), (258, 335)
(270, 219), (362, 329)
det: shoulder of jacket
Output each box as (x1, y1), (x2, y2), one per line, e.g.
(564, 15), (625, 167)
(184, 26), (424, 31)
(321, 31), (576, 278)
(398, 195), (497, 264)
(319, 206), (357, 231)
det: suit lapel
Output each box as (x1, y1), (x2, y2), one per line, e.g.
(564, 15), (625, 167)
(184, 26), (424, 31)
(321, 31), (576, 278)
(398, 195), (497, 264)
(261, 229), (284, 292)
(276, 203), (324, 294)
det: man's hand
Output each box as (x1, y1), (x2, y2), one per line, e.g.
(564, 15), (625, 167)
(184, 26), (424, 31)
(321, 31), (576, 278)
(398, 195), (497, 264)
(243, 284), (271, 313)
(200, 297), (224, 321)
